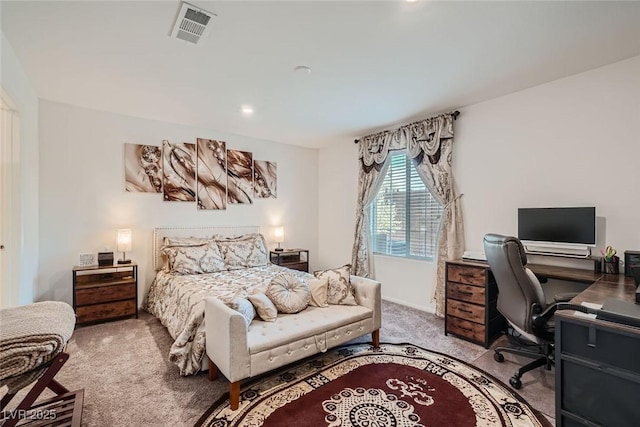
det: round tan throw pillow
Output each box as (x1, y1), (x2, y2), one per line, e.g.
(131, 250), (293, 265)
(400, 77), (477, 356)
(266, 272), (311, 314)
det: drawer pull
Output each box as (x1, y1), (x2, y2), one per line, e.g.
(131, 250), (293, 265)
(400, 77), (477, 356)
(459, 308), (474, 314)
(458, 291), (473, 296)
(459, 326), (473, 333)
(460, 273), (476, 278)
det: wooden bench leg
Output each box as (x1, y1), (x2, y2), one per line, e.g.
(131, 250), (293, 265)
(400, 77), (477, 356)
(229, 381), (240, 410)
(207, 356), (218, 381)
(372, 329), (380, 347)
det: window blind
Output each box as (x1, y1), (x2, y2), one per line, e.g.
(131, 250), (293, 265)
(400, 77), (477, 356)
(370, 151), (443, 260)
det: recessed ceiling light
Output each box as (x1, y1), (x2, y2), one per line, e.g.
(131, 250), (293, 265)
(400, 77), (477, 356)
(294, 65), (312, 74)
(241, 105), (254, 114)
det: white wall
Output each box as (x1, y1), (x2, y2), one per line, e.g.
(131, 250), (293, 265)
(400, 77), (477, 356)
(1, 31), (39, 306)
(457, 55), (640, 256)
(38, 101), (319, 305)
(318, 55), (640, 313)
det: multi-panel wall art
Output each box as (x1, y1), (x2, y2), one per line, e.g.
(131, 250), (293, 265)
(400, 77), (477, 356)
(124, 143), (162, 193)
(227, 150), (254, 204)
(162, 140), (196, 202)
(125, 139), (276, 209)
(254, 160), (277, 198)
(196, 138), (228, 210)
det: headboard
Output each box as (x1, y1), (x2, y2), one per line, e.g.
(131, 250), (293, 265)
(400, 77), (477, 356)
(153, 226), (260, 271)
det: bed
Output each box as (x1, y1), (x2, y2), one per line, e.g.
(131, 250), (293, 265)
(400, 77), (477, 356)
(144, 226), (314, 376)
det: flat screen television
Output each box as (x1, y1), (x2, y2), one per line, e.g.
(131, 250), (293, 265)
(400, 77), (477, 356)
(518, 207), (596, 246)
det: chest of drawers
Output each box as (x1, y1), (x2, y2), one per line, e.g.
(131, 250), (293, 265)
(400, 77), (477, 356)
(444, 260), (504, 348)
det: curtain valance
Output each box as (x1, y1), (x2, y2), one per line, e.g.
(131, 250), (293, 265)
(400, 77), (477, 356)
(358, 114), (454, 167)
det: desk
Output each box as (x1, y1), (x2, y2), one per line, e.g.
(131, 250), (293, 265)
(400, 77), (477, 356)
(446, 259), (639, 426)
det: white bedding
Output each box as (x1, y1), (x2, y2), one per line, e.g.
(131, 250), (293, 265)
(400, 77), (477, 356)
(144, 264), (313, 375)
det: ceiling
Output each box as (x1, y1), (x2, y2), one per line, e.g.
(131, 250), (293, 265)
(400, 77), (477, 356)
(2, 1), (640, 148)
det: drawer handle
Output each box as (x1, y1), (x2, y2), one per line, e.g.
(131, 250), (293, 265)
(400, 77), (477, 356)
(458, 291), (473, 296)
(459, 326), (473, 333)
(460, 273), (476, 278)
(459, 308), (474, 315)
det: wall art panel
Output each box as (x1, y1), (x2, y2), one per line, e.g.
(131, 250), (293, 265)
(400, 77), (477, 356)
(124, 143), (162, 193)
(196, 138), (227, 210)
(227, 149), (253, 204)
(162, 140), (196, 202)
(253, 160), (277, 198)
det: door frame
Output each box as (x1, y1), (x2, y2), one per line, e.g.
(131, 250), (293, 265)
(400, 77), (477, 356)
(1, 87), (21, 308)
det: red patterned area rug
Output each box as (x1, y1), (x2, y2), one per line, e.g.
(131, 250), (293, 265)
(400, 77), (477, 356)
(196, 343), (551, 427)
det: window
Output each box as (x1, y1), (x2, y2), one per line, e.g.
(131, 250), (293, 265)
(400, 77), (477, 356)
(370, 151), (444, 260)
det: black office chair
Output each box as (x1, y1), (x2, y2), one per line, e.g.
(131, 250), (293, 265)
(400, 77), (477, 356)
(482, 233), (581, 389)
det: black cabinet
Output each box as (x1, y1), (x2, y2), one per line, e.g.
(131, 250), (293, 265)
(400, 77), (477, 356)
(556, 315), (640, 426)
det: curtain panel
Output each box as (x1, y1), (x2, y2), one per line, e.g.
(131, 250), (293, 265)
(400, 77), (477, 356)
(352, 113), (464, 316)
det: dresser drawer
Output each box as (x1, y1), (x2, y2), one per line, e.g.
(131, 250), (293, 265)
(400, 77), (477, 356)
(447, 282), (485, 305)
(75, 283), (136, 306)
(447, 300), (485, 324)
(447, 265), (486, 287)
(75, 300), (136, 324)
(446, 316), (485, 343)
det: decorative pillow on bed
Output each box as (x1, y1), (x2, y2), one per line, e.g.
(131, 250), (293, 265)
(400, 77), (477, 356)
(161, 242), (225, 275)
(266, 272), (311, 314)
(247, 293), (278, 322)
(313, 264), (358, 306)
(225, 297), (255, 328)
(215, 233), (269, 270)
(163, 236), (212, 246)
(306, 277), (329, 308)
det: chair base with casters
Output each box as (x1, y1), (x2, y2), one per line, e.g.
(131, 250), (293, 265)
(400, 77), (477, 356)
(493, 326), (554, 389)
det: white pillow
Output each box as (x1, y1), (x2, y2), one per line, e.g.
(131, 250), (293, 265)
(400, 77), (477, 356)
(225, 297), (255, 328)
(307, 277), (329, 308)
(314, 264), (358, 306)
(266, 273), (311, 314)
(247, 293), (278, 322)
(161, 242), (225, 274)
(216, 234), (269, 270)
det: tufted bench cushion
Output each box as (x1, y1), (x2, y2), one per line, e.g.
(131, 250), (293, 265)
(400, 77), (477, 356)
(248, 305), (372, 354)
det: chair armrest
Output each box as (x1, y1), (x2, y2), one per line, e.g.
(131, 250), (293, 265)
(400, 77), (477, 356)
(554, 292), (579, 303)
(204, 297), (251, 382)
(350, 275), (382, 330)
(532, 302), (596, 329)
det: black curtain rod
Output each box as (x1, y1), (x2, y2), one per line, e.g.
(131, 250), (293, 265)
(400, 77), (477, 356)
(353, 110), (460, 144)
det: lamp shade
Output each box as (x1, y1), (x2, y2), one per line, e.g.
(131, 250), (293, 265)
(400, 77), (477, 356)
(273, 226), (284, 243)
(117, 229), (132, 252)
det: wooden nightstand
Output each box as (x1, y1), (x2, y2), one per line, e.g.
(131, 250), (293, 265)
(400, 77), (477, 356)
(270, 249), (309, 272)
(72, 263), (138, 325)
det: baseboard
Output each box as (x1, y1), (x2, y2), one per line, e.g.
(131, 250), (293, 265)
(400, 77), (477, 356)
(382, 296), (435, 314)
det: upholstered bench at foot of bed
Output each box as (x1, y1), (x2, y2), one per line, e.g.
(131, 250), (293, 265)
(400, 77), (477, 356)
(205, 275), (381, 410)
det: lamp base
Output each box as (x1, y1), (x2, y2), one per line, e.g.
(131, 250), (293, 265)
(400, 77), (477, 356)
(274, 248), (283, 252)
(117, 259), (131, 264)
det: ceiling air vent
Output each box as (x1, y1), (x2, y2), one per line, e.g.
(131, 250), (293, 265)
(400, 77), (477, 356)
(171, 2), (216, 44)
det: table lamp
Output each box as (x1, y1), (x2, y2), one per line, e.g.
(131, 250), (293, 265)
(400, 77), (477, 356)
(274, 226), (284, 252)
(117, 229), (132, 264)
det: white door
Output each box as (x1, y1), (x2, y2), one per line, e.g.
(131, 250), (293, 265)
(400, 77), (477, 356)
(1, 89), (20, 308)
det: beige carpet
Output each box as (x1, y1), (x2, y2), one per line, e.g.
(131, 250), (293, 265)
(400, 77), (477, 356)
(3, 301), (555, 426)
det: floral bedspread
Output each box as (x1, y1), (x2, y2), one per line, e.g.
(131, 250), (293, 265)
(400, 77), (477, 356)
(144, 264), (313, 375)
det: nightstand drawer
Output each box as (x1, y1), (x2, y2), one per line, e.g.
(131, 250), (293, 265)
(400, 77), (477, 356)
(282, 262), (308, 272)
(446, 316), (485, 343)
(447, 265), (486, 286)
(75, 300), (136, 324)
(75, 283), (136, 306)
(447, 282), (485, 305)
(447, 300), (485, 324)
